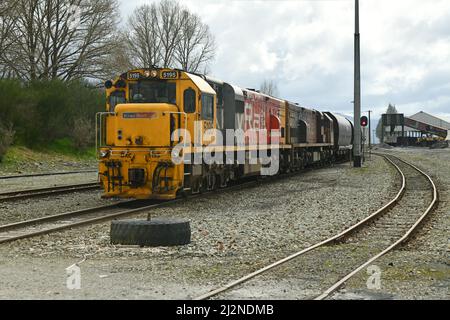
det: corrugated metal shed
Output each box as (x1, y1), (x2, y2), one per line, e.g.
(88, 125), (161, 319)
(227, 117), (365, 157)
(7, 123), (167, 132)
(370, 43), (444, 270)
(409, 111), (450, 130)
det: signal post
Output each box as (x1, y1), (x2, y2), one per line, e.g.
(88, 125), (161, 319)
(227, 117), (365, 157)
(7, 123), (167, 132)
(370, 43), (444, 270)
(360, 115), (368, 161)
(353, 0), (362, 167)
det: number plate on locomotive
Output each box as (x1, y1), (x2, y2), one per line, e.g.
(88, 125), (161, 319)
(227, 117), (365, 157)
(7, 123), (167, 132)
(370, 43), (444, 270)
(127, 72), (141, 80)
(123, 112), (158, 119)
(161, 71), (178, 79)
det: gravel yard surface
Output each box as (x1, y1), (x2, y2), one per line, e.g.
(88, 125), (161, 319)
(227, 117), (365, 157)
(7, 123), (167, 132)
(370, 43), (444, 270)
(0, 172), (98, 193)
(220, 147), (449, 300)
(0, 190), (122, 226)
(332, 147), (450, 300)
(0, 155), (399, 299)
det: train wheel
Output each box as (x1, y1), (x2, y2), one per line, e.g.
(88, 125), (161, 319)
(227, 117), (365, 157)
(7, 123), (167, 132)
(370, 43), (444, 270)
(199, 178), (206, 193)
(192, 178), (201, 194)
(219, 173), (228, 188)
(206, 173), (216, 191)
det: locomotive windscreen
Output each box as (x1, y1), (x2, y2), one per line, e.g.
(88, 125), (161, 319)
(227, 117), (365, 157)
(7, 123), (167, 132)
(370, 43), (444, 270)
(129, 80), (176, 104)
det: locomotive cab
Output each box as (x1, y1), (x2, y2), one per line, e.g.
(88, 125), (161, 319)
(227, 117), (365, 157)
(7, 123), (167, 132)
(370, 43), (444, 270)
(97, 68), (216, 199)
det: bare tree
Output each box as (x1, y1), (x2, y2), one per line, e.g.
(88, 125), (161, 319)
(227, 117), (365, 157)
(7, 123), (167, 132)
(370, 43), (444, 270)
(99, 32), (135, 79)
(260, 79), (279, 97)
(125, 0), (216, 73)
(0, 1), (16, 78)
(174, 10), (216, 73)
(0, 0), (120, 81)
(157, 0), (184, 68)
(126, 4), (162, 68)
(0, 0), (34, 79)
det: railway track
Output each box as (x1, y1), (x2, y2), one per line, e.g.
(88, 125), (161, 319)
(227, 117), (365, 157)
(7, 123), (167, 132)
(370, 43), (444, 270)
(0, 170), (97, 180)
(0, 158), (377, 246)
(0, 182), (100, 202)
(194, 153), (438, 300)
(0, 172), (298, 245)
(0, 157), (351, 245)
(0, 200), (164, 244)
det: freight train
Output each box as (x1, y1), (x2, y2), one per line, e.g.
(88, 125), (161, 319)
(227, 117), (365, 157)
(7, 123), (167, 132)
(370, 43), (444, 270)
(96, 68), (354, 200)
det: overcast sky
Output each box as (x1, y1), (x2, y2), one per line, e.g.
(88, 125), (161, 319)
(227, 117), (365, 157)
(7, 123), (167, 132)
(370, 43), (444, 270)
(118, 0), (450, 123)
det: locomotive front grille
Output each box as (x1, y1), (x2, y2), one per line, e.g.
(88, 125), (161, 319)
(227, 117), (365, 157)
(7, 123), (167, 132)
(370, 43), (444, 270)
(128, 168), (146, 188)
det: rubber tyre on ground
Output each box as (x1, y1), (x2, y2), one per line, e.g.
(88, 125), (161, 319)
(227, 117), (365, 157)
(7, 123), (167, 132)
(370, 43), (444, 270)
(110, 219), (191, 246)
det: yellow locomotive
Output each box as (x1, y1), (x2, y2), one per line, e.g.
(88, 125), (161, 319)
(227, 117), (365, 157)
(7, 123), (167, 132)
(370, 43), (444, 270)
(97, 68), (219, 199)
(97, 68), (353, 200)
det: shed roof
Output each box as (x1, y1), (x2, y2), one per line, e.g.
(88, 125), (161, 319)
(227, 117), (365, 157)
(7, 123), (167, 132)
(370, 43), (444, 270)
(409, 111), (450, 130)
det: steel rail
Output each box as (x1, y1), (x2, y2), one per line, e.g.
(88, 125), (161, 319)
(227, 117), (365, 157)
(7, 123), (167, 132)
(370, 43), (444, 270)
(0, 159), (363, 245)
(0, 172), (289, 245)
(194, 154), (407, 300)
(0, 182), (100, 202)
(0, 200), (179, 245)
(314, 154), (438, 300)
(0, 170), (97, 180)
(0, 200), (137, 233)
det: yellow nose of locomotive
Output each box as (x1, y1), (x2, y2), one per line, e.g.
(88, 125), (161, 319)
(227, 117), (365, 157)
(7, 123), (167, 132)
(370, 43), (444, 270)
(113, 103), (178, 147)
(98, 103), (181, 200)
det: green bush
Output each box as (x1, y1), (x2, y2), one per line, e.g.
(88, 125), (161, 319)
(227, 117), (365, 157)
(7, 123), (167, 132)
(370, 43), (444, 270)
(72, 117), (95, 150)
(0, 122), (15, 162)
(0, 79), (105, 152)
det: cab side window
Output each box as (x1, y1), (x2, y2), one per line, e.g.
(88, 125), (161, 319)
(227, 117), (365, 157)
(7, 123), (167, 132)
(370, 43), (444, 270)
(201, 94), (214, 120)
(184, 88), (196, 113)
(108, 91), (126, 112)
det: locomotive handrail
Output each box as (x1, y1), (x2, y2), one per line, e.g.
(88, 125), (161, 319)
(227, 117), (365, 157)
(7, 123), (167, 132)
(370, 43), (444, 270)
(95, 112), (115, 159)
(163, 111), (188, 150)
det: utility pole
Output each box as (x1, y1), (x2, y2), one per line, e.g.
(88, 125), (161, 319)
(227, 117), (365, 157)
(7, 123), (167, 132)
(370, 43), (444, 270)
(353, 0), (362, 167)
(368, 110), (372, 149)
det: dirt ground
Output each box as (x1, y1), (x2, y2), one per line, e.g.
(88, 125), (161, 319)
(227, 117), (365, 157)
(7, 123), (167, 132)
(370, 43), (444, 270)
(0, 146), (96, 176)
(335, 147), (449, 300)
(0, 148), (448, 300)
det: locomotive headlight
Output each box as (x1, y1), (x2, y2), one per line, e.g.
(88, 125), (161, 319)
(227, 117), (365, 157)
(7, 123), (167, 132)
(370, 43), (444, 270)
(150, 70), (158, 78)
(99, 150), (109, 158)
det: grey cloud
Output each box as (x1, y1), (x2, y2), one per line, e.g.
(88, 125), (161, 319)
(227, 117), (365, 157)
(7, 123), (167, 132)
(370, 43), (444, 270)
(119, 0), (450, 122)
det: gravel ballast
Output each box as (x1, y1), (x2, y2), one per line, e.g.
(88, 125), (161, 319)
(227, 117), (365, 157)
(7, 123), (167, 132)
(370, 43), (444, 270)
(213, 148), (449, 300)
(331, 147), (450, 300)
(0, 172), (98, 193)
(0, 155), (405, 299)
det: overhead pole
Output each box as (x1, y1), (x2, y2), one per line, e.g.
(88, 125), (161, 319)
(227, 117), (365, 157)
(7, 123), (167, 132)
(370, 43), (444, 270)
(353, 0), (362, 167)
(368, 110), (372, 149)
